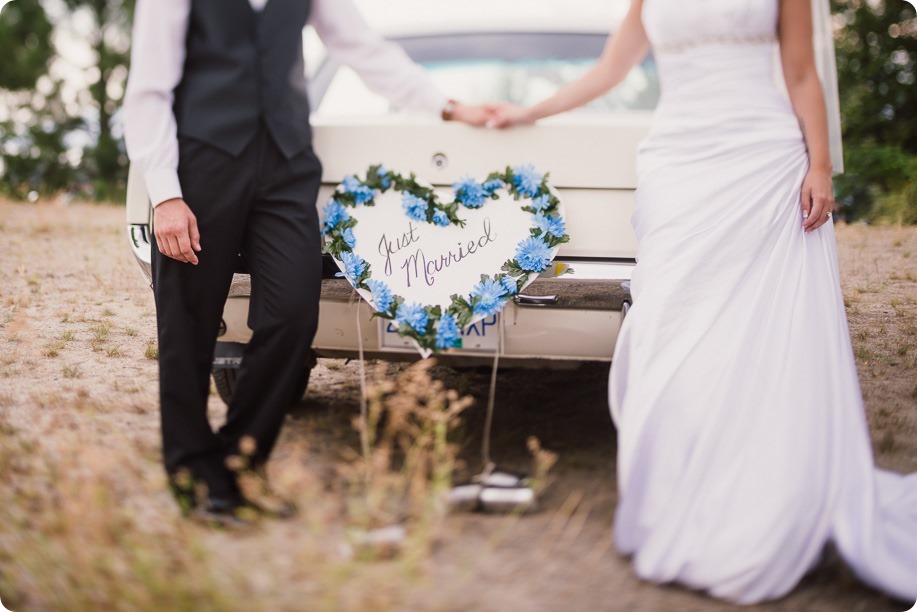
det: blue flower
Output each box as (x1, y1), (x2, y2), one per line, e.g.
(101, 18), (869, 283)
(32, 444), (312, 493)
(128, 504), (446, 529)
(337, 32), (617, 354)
(338, 251), (367, 282)
(512, 164), (543, 198)
(432, 209), (450, 227)
(530, 194), (552, 212)
(471, 278), (508, 317)
(500, 275), (519, 296)
(453, 176), (488, 209)
(342, 175), (375, 204)
(376, 166), (392, 189)
(342, 227), (357, 248)
(435, 312), (461, 349)
(515, 237), (552, 272)
(482, 179), (505, 195)
(532, 213), (566, 238)
(402, 193), (429, 222)
(396, 302), (429, 334)
(366, 279), (394, 312)
(322, 200), (350, 234)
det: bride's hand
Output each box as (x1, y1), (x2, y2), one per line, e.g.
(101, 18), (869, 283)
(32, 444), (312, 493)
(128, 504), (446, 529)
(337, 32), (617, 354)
(484, 103), (534, 129)
(800, 167), (835, 233)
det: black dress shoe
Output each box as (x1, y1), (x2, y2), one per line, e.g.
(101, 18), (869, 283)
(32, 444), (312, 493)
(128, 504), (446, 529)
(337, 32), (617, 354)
(244, 494), (297, 520)
(190, 495), (259, 529)
(240, 468), (298, 520)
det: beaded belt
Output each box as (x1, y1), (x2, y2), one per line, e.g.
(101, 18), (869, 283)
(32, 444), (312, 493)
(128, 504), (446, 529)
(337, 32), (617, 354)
(653, 33), (778, 54)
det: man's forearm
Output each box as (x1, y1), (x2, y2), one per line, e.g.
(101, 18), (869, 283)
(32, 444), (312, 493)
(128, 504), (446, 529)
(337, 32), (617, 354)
(122, 0), (190, 207)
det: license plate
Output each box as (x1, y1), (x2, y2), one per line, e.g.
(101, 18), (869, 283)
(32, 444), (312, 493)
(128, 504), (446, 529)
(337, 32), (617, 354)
(380, 314), (499, 352)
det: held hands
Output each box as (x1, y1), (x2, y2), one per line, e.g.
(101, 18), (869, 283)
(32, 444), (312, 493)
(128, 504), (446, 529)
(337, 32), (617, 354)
(447, 101), (534, 129)
(483, 103), (534, 129)
(800, 167), (835, 234)
(448, 101), (491, 127)
(154, 198), (202, 265)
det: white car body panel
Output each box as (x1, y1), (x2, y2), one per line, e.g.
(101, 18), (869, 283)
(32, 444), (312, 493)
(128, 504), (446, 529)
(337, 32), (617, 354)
(126, 9), (649, 366)
(312, 115), (651, 259)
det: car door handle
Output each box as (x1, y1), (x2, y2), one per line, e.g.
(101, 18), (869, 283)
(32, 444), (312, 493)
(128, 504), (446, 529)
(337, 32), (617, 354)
(514, 294), (558, 307)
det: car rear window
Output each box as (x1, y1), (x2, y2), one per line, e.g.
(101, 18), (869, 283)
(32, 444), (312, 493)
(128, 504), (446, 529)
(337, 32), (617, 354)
(311, 32), (659, 117)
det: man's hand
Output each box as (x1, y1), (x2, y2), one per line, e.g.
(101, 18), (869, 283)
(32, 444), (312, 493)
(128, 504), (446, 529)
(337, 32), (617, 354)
(449, 102), (491, 127)
(153, 198), (202, 265)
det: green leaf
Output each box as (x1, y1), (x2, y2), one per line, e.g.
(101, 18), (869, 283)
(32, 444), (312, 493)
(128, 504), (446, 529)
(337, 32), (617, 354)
(502, 259), (524, 276)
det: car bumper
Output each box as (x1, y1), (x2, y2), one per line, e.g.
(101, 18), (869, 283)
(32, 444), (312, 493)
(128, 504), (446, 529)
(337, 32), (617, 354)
(128, 225), (633, 366)
(219, 260), (633, 366)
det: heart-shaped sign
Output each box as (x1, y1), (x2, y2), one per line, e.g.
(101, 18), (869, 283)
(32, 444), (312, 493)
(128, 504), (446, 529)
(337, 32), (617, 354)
(321, 165), (569, 356)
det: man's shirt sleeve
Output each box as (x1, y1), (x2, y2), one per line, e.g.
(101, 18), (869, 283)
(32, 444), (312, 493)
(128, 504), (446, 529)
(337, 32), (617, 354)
(123, 0), (190, 207)
(309, 0), (448, 115)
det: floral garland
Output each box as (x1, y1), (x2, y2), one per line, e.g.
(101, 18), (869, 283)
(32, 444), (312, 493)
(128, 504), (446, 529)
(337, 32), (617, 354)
(321, 164), (570, 352)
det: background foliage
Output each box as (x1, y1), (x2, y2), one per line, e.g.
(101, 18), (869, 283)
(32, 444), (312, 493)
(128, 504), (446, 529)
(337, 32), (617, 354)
(832, 0), (916, 223)
(0, 0), (914, 223)
(0, 0), (133, 200)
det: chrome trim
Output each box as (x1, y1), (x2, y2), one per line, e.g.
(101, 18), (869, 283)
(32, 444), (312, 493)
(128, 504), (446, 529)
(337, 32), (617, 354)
(514, 294), (558, 307)
(547, 260), (635, 281)
(313, 348), (602, 368)
(128, 224), (153, 283)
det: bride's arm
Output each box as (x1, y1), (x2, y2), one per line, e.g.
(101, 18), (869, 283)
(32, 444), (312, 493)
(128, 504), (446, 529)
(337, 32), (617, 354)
(488, 0), (649, 128)
(778, 0), (835, 233)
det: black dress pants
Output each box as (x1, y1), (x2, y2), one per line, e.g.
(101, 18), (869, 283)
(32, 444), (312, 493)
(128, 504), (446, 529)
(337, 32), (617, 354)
(151, 128), (322, 498)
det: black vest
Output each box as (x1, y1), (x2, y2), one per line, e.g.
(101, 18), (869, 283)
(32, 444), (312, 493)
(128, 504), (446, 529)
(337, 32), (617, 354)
(173, 0), (312, 158)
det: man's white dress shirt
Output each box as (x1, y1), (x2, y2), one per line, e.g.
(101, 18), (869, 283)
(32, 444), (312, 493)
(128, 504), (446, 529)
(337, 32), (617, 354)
(123, 0), (447, 207)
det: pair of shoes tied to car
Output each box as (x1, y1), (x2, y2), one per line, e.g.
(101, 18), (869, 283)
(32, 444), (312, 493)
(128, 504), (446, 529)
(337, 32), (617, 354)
(447, 465), (537, 513)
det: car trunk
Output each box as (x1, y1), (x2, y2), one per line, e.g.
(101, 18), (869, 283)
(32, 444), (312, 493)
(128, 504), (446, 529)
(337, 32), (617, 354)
(312, 113), (652, 260)
(125, 113), (653, 363)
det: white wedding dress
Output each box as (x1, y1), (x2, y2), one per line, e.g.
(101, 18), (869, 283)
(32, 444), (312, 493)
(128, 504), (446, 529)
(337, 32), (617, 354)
(608, 0), (917, 604)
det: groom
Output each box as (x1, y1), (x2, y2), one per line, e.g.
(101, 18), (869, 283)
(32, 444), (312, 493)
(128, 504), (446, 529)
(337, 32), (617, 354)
(123, 0), (488, 525)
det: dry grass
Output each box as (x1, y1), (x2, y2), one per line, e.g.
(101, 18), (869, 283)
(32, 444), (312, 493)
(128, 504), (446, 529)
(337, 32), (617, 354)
(43, 340), (66, 358)
(0, 201), (913, 611)
(0, 415), (231, 611)
(0, 360), (481, 611)
(338, 361), (472, 560)
(90, 321), (112, 352)
(835, 223), (917, 467)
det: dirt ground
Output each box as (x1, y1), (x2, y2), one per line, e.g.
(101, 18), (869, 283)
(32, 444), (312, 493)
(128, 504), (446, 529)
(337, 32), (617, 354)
(0, 200), (915, 612)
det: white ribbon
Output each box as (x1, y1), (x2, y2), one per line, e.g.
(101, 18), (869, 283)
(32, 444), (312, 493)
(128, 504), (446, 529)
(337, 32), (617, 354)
(811, 0), (844, 173)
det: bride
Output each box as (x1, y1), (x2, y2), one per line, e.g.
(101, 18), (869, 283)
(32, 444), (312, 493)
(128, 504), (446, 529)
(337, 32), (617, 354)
(488, 0), (917, 604)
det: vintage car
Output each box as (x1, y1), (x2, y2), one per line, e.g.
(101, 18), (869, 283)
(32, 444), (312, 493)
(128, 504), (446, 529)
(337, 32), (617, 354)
(125, 1), (657, 403)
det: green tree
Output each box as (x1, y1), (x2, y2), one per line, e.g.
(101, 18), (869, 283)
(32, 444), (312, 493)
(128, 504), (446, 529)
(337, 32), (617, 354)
(832, 0), (916, 223)
(0, 0), (134, 200)
(61, 0), (134, 200)
(0, 0), (81, 198)
(0, 0), (54, 90)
